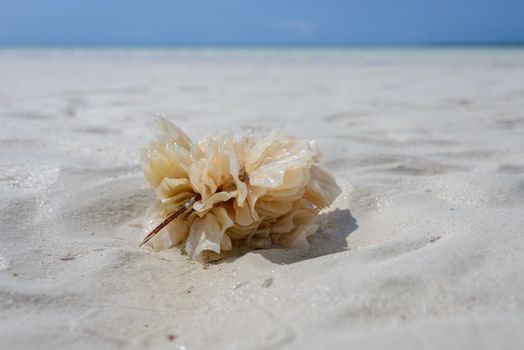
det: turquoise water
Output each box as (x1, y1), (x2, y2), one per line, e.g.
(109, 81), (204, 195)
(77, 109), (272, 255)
(1, 46), (523, 62)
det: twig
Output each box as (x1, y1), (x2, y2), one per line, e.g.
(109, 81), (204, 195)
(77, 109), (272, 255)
(139, 195), (198, 247)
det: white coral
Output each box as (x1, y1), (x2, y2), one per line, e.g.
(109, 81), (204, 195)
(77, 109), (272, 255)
(141, 115), (341, 260)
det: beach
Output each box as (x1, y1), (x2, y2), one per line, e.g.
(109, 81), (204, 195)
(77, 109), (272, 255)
(1, 48), (524, 349)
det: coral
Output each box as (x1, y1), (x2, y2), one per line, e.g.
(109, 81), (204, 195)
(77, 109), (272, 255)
(140, 116), (341, 260)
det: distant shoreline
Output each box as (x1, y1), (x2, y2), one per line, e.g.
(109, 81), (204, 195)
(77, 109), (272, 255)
(1, 42), (524, 50)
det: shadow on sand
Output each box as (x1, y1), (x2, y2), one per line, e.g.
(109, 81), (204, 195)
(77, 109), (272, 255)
(251, 208), (358, 265)
(204, 208), (357, 265)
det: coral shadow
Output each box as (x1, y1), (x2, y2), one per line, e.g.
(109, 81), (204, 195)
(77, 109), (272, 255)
(252, 208), (358, 265)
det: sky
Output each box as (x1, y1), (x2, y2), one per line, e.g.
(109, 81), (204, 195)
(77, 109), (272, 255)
(0, 0), (523, 46)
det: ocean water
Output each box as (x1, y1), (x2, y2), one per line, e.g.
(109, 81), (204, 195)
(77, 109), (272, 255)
(1, 46), (524, 65)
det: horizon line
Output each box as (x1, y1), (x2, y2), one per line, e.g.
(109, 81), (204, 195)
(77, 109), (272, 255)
(1, 40), (524, 49)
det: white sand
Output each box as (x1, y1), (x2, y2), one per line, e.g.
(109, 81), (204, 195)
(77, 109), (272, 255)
(1, 48), (524, 349)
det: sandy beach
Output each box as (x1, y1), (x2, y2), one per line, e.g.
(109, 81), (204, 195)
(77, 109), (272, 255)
(1, 48), (524, 349)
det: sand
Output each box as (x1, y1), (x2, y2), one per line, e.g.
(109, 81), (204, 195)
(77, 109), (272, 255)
(1, 48), (523, 349)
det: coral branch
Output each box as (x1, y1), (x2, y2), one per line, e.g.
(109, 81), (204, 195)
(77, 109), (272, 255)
(139, 195), (198, 247)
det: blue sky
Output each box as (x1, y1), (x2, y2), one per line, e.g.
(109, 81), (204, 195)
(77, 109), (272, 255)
(0, 0), (523, 46)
